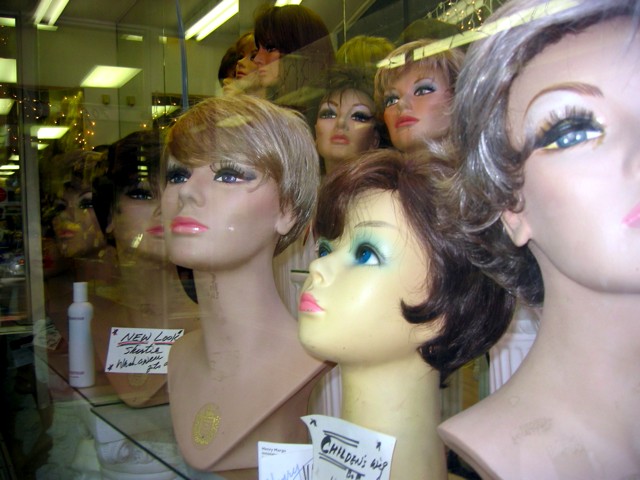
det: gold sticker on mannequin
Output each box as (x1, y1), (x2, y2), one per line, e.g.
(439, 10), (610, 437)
(192, 403), (221, 447)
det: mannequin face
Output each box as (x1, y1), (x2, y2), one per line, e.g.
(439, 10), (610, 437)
(52, 186), (106, 258)
(315, 89), (379, 174)
(110, 179), (165, 264)
(236, 35), (258, 80)
(382, 64), (452, 152)
(298, 190), (433, 365)
(503, 18), (640, 294)
(253, 44), (281, 88)
(162, 157), (292, 271)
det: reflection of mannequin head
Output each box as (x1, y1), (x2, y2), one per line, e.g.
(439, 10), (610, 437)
(163, 95), (318, 259)
(50, 150), (107, 258)
(301, 149), (513, 383)
(335, 35), (394, 68)
(94, 130), (164, 264)
(253, 5), (334, 121)
(374, 39), (464, 151)
(315, 65), (383, 175)
(439, 0), (640, 477)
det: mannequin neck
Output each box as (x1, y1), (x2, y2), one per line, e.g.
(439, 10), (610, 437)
(193, 254), (293, 362)
(340, 355), (446, 480)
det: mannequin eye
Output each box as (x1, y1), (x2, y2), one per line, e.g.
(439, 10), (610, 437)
(212, 163), (256, 183)
(317, 239), (332, 258)
(78, 194), (94, 210)
(125, 188), (153, 200)
(535, 108), (603, 150)
(354, 243), (381, 266)
(351, 111), (373, 123)
(166, 166), (190, 184)
(383, 94), (399, 108)
(318, 107), (337, 120)
(414, 82), (436, 96)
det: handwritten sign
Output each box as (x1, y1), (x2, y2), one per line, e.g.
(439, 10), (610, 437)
(302, 415), (396, 480)
(258, 441), (313, 480)
(105, 327), (184, 374)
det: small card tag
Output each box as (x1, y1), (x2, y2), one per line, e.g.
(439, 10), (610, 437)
(302, 415), (396, 480)
(258, 441), (313, 480)
(105, 327), (184, 374)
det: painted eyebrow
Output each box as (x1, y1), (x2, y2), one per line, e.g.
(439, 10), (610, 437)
(526, 82), (603, 111)
(354, 220), (397, 230)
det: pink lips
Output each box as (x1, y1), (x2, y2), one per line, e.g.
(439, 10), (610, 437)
(623, 203), (640, 228)
(395, 115), (419, 128)
(331, 134), (349, 145)
(170, 217), (208, 234)
(299, 293), (323, 313)
(146, 225), (164, 237)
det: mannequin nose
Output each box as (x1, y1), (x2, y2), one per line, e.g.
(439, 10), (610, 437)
(307, 255), (331, 286)
(176, 169), (205, 207)
(397, 93), (411, 111)
(253, 47), (266, 66)
(335, 114), (348, 130)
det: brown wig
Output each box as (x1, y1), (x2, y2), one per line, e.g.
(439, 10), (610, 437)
(314, 149), (514, 385)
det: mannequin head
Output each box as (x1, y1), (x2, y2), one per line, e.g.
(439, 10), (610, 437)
(50, 150), (107, 258)
(299, 150), (513, 383)
(234, 31), (258, 81)
(162, 94), (319, 271)
(315, 65), (383, 175)
(335, 35), (394, 68)
(451, 0), (640, 306)
(374, 39), (464, 152)
(93, 130), (165, 264)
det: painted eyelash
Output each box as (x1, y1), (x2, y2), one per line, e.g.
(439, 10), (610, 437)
(166, 164), (191, 184)
(210, 161), (256, 181)
(533, 106), (603, 150)
(350, 232), (386, 265)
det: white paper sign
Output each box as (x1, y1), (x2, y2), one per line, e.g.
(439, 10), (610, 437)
(105, 327), (184, 374)
(302, 415), (396, 480)
(258, 441), (313, 480)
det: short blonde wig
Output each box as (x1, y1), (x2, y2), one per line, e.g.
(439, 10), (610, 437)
(165, 95), (320, 255)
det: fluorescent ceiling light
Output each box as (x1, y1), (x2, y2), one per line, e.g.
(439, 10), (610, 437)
(30, 126), (69, 139)
(36, 24), (58, 31)
(152, 105), (179, 119)
(0, 17), (16, 27)
(80, 65), (142, 88)
(33, 0), (69, 26)
(185, 0), (239, 41)
(0, 164), (19, 170)
(9, 155), (19, 161)
(0, 99), (14, 115)
(275, 0), (302, 5)
(121, 34), (144, 42)
(32, 142), (49, 150)
(0, 59), (17, 83)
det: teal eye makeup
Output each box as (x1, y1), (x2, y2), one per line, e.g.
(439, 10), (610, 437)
(354, 243), (381, 266)
(534, 106), (604, 150)
(316, 238), (332, 258)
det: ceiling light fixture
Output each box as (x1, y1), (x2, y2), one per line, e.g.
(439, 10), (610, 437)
(185, 0), (239, 41)
(33, 0), (69, 26)
(0, 59), (17, 83)
(30, 126), (69, 140)
(80, 66), (142, 88)
(0, 99), (14, 115)
(274, 0), (302, 6)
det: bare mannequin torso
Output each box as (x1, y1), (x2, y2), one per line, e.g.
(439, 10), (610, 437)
(439, 290), (640, 480)
(169, 269), (329, 474)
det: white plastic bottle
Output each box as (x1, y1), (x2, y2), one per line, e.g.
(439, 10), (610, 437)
(68, 282), (95, 387)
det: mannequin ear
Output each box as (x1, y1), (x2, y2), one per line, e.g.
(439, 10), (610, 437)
(501, 209), (531, 247)
(275, 205), (296, 236)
